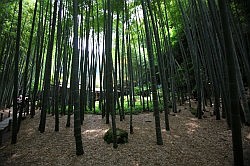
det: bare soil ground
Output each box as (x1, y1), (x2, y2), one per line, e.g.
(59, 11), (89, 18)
(0, 102), (250, 166)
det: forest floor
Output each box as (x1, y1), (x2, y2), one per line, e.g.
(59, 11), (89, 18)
(0, 101), (250, 166)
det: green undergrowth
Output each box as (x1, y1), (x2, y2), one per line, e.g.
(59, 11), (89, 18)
(45, 102), (166, 115)
(43, 95), (177, 115)
(189, 107), (196, 115)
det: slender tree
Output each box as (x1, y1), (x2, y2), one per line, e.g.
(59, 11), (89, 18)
(18, 0), (38, 132)
(39, 0), (58, 133)
(30, 0), (47, 118)
(141, 0), (163, 145)
(218, 0), (244, 165)
(54, 0), (63, 132)
(106, 0), (118, 149)
(72, 0), (84, 155)
(11, 0), (22, 144)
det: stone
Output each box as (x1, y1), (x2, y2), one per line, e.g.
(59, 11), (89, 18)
(103, 128), (128, 144)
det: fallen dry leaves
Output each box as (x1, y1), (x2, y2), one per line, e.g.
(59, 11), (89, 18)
(0, 103), (250, 166)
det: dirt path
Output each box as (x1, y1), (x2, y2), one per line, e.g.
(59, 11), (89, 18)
(0, 105), (250, 166)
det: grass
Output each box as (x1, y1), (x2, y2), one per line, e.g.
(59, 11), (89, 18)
(44, 95), (168, 115)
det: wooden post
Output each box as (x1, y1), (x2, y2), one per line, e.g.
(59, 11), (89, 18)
(0, 113), (3, 121)
(0, 130), (2, 145)
(8, 119), (12, 131)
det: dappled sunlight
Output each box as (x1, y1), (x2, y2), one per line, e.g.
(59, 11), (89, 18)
(247, 133), (250, 140)
(134, 127), (140, 130)
(173, 134), (180, 138)
(26, 128), (35, 137)
(188, 117), (198, 121)
(185, 122), (200, 134)
(82, 129), (108, 139)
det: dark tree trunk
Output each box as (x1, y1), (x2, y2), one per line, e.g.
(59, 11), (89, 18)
(39, 0), (58, 133)
(219, 0), (244, 165)
(141, 0), (163, 145)
(11, 0), (22, 144)
(72, 0), (84, 155)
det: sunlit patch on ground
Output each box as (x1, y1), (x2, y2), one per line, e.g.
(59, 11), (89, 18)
(247, 133), (250, 140)
(1, 108), (250, 166)
(134, 127), (140, 130)
(189, 117), (198, 121)
(82, 129), (108, 139)
(185, 122), (200, 134)
(26, 128), (35, 137)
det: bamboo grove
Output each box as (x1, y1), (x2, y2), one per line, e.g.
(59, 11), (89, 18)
(0, 0), (249, 165)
